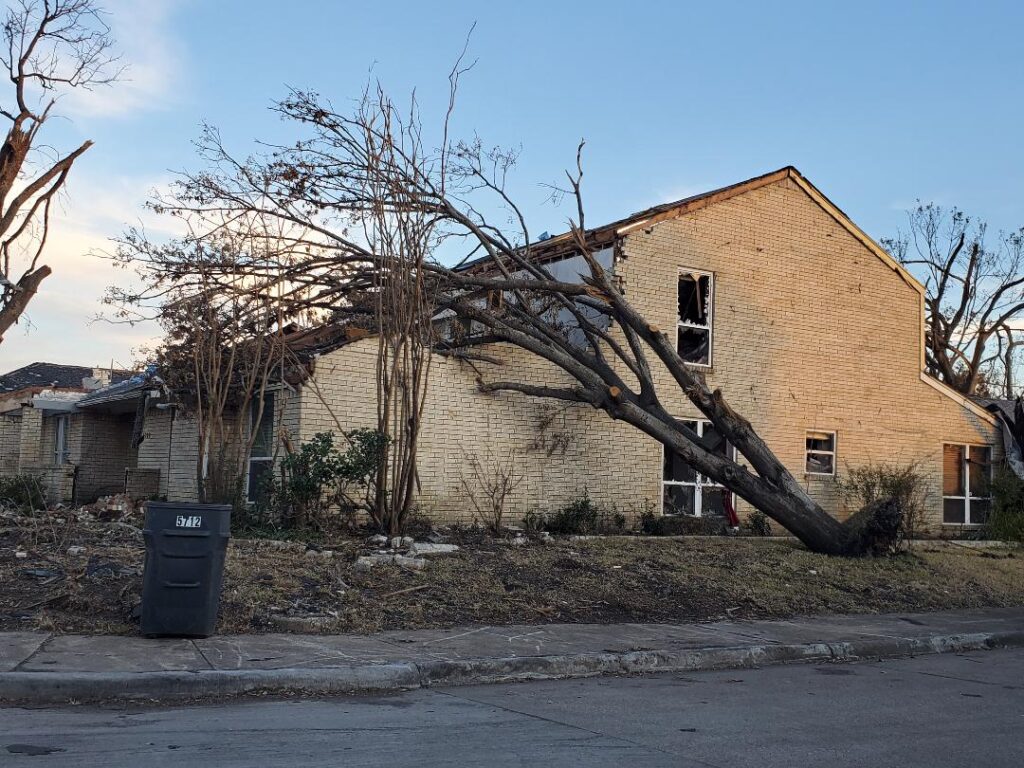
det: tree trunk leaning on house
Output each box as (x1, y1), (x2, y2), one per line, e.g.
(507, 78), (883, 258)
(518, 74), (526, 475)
(0, 0), (120, 344)
(113, 62), (894, 555)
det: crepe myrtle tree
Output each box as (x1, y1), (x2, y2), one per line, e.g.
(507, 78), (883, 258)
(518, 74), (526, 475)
(0, 0), (119, 343)
(124, 67), (890, 554)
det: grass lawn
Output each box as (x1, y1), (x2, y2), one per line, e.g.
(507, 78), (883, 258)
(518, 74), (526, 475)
(2, 512), (1023, 635)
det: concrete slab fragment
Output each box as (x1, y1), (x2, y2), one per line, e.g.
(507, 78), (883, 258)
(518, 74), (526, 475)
(18, 635), (210, 673)
(0, 633), (49, 672)
(195, 634), (431, 670)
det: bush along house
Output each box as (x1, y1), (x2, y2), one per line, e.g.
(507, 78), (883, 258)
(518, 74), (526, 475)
(127, 167), (1001, 533)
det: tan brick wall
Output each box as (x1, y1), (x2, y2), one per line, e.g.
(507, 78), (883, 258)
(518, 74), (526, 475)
(298, 340), (658, 525)
(0, 411), (21, 476)
(71, 412), (136, 502)
(136, 408), (200, 501)
(296, 177), (999, 530)
(615, 177), (999, 529)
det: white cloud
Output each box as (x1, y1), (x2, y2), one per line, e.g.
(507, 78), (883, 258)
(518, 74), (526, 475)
(1, 172), (175, 371)
(64, 0), (187, 119)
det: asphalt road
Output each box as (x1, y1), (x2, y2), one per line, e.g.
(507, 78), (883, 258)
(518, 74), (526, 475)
(3, 648), (1023, 767)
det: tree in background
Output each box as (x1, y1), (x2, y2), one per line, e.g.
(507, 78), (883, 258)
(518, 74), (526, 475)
(883, 203), (1024, 397)
(0, 0), (119, 343)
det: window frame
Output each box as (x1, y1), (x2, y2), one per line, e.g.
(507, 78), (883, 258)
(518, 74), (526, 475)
(661, 419), (733, 517)
(942, 442), (993, 527)
(245, 391), (276, 503)
(53, 414), (71, 466)
(804, 430), (837, 476)
(676, 268), (714, 368)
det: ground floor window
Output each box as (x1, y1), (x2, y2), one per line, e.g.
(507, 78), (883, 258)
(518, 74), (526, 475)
(246, 392), (276, 503)
(662, 420), (733, 516)
(942, 443), (992, 525)
(53, 414), (71, 466)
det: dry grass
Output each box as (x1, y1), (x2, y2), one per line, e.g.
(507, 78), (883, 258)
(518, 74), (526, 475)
(2, 514), (1022, 635)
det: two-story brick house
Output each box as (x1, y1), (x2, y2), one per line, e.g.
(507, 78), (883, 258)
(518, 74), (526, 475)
(130, 166), (1000, 531)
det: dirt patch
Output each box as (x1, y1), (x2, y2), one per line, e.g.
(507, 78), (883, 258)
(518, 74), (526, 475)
(2, 512), (1023, 635)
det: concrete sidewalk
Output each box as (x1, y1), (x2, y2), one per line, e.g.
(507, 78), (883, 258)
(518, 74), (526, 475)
(2, 607), (1023, 704)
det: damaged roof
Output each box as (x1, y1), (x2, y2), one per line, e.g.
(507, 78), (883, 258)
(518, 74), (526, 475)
(282, 322), (374, 359)
(456, 166), (921, 293)
(0, 362), (132, 394)
(974, 397), (1019, 424)
(76, 367), (162, 409)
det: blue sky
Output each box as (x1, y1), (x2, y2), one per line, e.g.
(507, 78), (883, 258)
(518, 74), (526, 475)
(3, 0), (1023, 370)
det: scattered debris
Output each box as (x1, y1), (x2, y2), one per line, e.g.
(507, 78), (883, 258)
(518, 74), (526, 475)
(355, 553), (426, 571)
(19, 567), (64, 581)
(407, 542), (459, 556)
(85, 556), (139, 578)
(390, 536), (414, 549)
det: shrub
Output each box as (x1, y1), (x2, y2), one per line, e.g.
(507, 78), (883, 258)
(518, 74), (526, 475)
(837, 461), (931, 550)
(522, 509), (547, 533)
(746, 510), (773, 537)
(842, 497), (903, 556)
(458, 448), (523, 534)
(638, 509), (725, 536)
(522, 498), (627, 537)
(259, 429), (388, 532)
(544, 492), (600, 535)
(988, 467), (1024, 544)
(0, 474), (46, 513)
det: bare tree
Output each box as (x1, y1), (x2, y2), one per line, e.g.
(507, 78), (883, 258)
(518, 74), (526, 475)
(0, 0), (119, 343)
(883, 203), (1024, 397)
(458, 447), (523, 533)
(111, 67), (908, 554)
(125, 239), (287, 509)
(359, 88), (439, 536)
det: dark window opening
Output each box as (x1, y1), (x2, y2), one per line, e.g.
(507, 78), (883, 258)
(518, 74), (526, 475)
(677, 272), (712, 365)
(662, 420), (733, 517)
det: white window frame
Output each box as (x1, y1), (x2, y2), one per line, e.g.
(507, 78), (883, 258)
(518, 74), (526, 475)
(677, 268), (714, 368)
(53, 414), (71, 466)
(245, 391), (276, 503)
(805, 430), (837, 476)
(661, 419), (733, 517)
(943, 443), (992, 527)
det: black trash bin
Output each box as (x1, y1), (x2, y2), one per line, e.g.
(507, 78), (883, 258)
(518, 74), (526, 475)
(141, 501), (231, 638)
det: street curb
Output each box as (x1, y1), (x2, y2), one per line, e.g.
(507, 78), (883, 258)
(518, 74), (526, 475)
(2, 629), (1023, 705)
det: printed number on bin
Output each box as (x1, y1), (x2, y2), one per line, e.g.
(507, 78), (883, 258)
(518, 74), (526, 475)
(175, 515), (202, 528)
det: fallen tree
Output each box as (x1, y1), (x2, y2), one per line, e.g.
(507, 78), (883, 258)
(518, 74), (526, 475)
(116, 65), (892, 555)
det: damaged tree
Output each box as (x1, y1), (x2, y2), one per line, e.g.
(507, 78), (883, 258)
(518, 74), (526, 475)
(359, 88), (439, 536)
(0, 0), (119, 343)
(883, 203), (1024, 397)
(116, 239), (287, 509)
(120, 67), (896, 555)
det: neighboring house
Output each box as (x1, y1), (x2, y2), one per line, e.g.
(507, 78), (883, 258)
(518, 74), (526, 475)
(122, 168), (1007, 531)
(0, 362), (142, 504)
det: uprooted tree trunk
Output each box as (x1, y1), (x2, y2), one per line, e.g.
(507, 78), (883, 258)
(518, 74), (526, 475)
(427, 213), (854, 554)
(112, 58), (890, 555)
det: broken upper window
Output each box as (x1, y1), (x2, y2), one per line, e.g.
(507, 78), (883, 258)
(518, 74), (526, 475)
(677, 271), (713, 366)
(805, 431), (836, 475)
